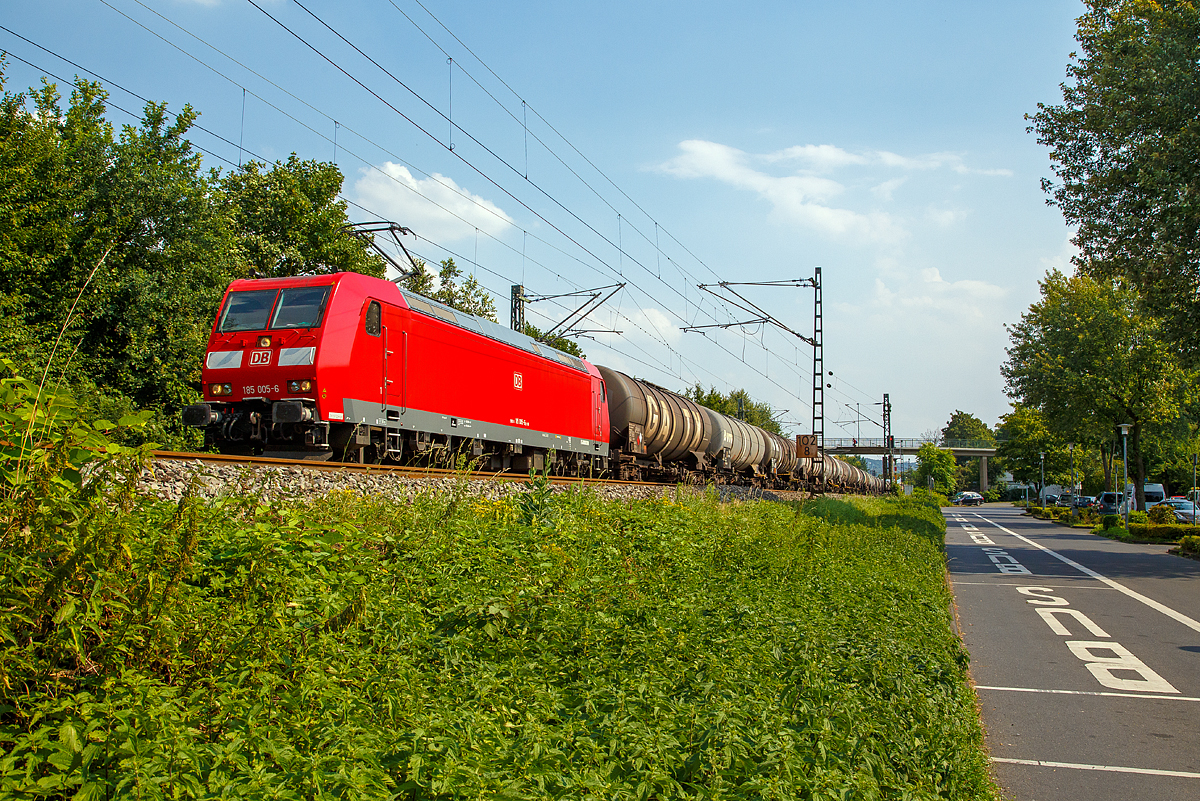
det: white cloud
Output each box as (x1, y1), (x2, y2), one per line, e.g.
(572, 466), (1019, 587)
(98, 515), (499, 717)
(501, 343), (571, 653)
(1041, 236), (1080, 274)
(925, 207), (968, 227)
(656, 140), (1011, 243)
(762, 144), (868, 171)
(871, 177), (906, 201)
(352, 162), (513, 243)
(657, 140), (901, 242)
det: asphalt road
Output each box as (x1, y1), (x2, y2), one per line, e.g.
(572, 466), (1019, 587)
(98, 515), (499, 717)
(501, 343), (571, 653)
(945, 505), (1200, 800)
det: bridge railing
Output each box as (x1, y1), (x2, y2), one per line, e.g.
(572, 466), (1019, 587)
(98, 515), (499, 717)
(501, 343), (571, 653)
(823, 438), (997, 450)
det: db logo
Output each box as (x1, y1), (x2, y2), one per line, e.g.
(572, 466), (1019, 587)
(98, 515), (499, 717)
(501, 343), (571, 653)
(513, 371), (523, 390)
(249, 350), (272, 366)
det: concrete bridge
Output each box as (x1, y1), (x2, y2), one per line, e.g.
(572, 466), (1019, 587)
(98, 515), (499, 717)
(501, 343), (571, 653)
(823, 438), (998, 491)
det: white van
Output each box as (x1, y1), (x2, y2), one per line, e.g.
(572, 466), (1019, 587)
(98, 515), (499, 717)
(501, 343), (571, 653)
(1143, 483), (1166, 508)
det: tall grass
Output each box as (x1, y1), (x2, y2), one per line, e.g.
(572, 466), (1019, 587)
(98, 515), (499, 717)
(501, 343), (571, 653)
(0, 367), (995, 800)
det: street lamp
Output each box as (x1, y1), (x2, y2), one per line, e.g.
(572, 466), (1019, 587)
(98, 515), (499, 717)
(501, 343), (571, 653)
(1039, 451), (1045, 506)
(1069, 443), (1076, 521)
(1118, 423), (1132, 530)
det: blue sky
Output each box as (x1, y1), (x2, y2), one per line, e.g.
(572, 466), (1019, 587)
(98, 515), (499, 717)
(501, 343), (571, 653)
(3, 0), (1084, 439)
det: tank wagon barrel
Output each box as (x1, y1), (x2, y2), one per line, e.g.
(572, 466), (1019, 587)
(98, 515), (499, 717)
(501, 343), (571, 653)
(183, 271), (885, 496)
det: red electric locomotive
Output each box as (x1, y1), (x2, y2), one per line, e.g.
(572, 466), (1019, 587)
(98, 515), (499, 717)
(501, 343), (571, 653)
(182, 271), (610, 474)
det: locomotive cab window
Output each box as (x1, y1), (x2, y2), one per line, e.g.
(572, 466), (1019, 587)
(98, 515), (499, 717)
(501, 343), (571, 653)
(218, 290), (278, 332)
(365, 300), (381, 336)
(271, 286), (331, 329)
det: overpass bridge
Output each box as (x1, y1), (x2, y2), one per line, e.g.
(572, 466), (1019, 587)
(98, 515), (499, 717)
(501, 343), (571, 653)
(822, 438), (999, 491)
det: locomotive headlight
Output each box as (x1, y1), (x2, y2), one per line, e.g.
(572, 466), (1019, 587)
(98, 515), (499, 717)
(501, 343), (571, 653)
(210, 383), (232, 396)
(287, 379), (313, 393)
(258, 336), (271, 347)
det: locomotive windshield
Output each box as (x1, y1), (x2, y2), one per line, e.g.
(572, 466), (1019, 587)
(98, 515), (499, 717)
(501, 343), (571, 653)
(217, 290), (276, 332)
(270, 286), (331, 329)
(217, 286), (332, 332)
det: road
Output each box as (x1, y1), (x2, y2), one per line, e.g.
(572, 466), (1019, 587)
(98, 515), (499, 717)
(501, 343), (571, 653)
(945, 505), (1200, 800)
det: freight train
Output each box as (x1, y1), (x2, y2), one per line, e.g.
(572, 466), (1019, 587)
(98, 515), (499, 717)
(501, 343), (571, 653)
(182, 271), (882, 494)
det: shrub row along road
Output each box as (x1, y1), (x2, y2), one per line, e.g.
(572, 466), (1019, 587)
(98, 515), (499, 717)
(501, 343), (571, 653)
(945, 505), (1200, 800)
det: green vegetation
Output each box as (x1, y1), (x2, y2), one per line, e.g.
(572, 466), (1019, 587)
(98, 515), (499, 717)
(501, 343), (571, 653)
(682, 385), (783, 435)
(914, 443), (956, 496)
(0, 371), (996, 799)
(1030, 1), (1200, 358)
(0, 71), (383, 448)
(396, 256), (498, 323)
(1009, 2), (1200, 504)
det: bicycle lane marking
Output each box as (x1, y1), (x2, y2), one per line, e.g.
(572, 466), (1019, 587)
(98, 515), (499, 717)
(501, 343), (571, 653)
(972, 513), (1200, 634)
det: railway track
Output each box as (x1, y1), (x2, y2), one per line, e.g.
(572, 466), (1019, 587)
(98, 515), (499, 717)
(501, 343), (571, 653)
(151, 450), (661, 488)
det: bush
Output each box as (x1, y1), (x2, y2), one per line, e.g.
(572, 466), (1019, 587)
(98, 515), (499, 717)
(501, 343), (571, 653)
(1148, 504), (1176, 524)
(1179, 535), (1200, 556)
(1102, 514), (1121, 529)
(1126, 523), (1194, 541)
(0, 368), (999, 799)
(1129, 510), (1150, 524)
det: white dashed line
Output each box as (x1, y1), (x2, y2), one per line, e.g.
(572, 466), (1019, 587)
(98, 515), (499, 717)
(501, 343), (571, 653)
(974, 514), (1200, 634)
(976, 685), (1200, 702)
(992, 758), (1200, 779)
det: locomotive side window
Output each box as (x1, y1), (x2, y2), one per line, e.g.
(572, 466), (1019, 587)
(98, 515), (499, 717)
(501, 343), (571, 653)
(218, 289), (277, 332)
(365, 300), (381, 336)
(271, 286), (332, 329)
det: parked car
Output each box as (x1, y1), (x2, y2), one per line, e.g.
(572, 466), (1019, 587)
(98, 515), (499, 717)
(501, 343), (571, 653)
(1055, 494), (1076, 508)
(1042, 494), (1059, 507)
(1073, 495), (1095, 508)
(1154, 499), (1197, 524)
(955, 491), (984, 506)
(1096, 492), (1125, 515)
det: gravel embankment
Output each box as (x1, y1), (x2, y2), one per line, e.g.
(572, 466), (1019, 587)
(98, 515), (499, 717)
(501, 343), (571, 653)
(139, 459), (788, 505)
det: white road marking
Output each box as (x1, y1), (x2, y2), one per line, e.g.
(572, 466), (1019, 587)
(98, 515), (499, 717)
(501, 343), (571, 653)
(952, 582), (1114, 589)
(1037, 608), (1109, 637)
(992, 757), (1200, 779)
(976, 685), (1200, 702)
(974, 514), (1200, 633)
(1018, 586), (1069, 605)
(1065, 640), (1179, 693)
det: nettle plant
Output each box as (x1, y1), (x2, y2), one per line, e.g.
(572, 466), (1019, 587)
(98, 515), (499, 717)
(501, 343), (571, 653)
(0, 359), (157, 686)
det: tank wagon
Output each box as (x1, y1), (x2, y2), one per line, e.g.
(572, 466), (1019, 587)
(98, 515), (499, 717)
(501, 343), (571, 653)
(183, 271), (882, 494)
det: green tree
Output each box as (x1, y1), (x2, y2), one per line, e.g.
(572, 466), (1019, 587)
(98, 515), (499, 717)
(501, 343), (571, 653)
(219, 156), (382, 279)
(1002, 271), (1192, 509)
(0, 74), (237, 425)
(913, 443), (956, 496)
(398, 257), (497, 321)
(522, 322), (585, 358)
(682, 384), (783, 435)
(941, 411), (995, 446)
(940, 410), (1001, 491)
(1030, 1), (1200, 357)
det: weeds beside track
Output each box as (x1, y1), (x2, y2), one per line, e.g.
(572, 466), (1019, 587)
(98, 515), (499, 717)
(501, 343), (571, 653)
(0, 370), (996, 799)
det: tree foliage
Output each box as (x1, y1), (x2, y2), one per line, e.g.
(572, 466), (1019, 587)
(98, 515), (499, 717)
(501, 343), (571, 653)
(0, 71), (377, 441)
(397, 257), (498, 321)
(1002, 270), (1193, 506)
(1030, 0), (1200, 357)
(522, 322), (585, 359)
(220, 156), (383, 279)
(941, 411), (995, 445)
(913, 443), (957, 496)
(939, 410), (1001, 491)
(682, 384), (783, 435)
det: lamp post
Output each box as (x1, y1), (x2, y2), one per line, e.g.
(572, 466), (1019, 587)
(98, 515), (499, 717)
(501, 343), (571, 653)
(1069, 443), (1076, 521)
(1192, 453), (1197, 528)
(1039, 451), (1045, 506)
(1118, 423), (1132, 530)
